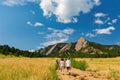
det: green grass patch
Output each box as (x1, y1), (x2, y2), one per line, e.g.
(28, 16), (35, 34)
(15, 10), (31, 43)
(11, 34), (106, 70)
(49, 64), (60, 80)
(71, 58), (88, 71)
(0, 53), (16, 58)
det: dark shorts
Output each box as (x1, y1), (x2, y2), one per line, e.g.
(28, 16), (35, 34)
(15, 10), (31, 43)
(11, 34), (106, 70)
(67, 67), (71, 70)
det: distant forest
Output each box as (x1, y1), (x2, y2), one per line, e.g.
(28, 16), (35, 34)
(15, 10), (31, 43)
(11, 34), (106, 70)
(0, 45), (44, 57)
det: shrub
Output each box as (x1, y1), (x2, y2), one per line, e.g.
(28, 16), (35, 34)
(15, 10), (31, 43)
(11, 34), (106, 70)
(71, 59), (88, 71)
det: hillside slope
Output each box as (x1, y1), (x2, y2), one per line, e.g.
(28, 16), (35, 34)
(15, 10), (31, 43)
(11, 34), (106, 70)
(38, 37), (120, 57)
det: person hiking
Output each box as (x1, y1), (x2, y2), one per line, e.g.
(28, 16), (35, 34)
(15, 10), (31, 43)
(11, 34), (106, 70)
(66, 57), (71, 75)
(60, 58), (65, 75)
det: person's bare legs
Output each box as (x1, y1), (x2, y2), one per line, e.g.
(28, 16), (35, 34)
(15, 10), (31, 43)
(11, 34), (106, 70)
(67, 67), (71, 75)
(61, 67), (64, 75)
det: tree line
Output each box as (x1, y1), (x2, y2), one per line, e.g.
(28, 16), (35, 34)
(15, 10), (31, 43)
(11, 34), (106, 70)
(0, 44), (120, 58)
(0, 45), (46, 57)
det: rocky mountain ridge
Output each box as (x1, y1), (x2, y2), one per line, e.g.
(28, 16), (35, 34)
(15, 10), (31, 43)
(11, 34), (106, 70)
(38, 37), (120, 57)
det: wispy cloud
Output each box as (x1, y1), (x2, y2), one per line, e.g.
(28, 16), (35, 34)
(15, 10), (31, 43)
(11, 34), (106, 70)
(94, 12), (107, 25)
(40, 0), (101, 23)
(1, 0), (40, 7)
(63, 28), (75, 34)
(28, 49), (35, 52)
(94, 12), (119, 26)
(95, 12), (107, 18)
(95, 19), (104, 25)
(94, 0), (101, 5)
(27, 21), (33, 26)
(34, 22), (43, 27)
(27, 21), (43, 27)
(112, 19), (118, 24)
(94, 26), (115, 35)
(85, 33), (96, 38)
(40, 28), (74, 47)
(42, 38), (68, 47)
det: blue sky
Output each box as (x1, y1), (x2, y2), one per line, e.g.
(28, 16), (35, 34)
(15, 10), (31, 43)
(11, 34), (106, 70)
(0, 0), (120, 50)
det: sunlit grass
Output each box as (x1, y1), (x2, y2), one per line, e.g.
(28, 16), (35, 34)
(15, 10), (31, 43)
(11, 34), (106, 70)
(0, 57), (120, 80)
(0, 58), (55, 80)
(76, 57), (120, 79)
(75, 57), (120, 71)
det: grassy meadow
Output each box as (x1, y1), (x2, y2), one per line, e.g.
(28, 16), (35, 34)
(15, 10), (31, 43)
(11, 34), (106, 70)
(76, 57), (120, 80)
(0, 56), (120, 80)
(0, 57), (56, 80)
(76, 57), (120, 71)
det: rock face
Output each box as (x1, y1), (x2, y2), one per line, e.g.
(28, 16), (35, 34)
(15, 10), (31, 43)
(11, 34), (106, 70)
(46, 44), (57, 55)
(75, 37), (87, 51)
(59, 44), (72, 53)
(38, 37), (118, 56)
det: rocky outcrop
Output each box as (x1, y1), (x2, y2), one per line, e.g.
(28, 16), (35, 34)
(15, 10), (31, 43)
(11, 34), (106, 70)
(75, 37), (87, 51)
(37, 37), (118, 56)
(46, 44), (57, 55)
(59, 44), (72, 53)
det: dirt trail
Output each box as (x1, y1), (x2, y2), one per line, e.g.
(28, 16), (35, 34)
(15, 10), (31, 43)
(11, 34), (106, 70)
(57, 67), (108, 80)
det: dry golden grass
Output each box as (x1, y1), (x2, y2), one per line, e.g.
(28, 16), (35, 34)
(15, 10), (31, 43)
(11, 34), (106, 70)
(76, 57), (120, 71)
(0, 57), (120, 80)
(0, 58), (55, 80)
(76, 57), (120, 80)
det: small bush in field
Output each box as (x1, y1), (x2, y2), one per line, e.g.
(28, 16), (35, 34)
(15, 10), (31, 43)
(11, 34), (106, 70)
(71, 59), (88, 71)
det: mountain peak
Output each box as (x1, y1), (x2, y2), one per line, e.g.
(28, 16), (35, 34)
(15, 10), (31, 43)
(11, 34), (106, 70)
(75, 37), (87, 51)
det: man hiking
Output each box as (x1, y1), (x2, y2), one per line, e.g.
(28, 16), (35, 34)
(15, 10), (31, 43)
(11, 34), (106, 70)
(66, 57), (71, 75)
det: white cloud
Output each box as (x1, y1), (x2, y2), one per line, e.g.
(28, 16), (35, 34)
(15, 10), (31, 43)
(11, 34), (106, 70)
(94, 12), (107, 25)
(108, 22), (112, 25)
(94, 26), (115, 34)
(42, 38), (68, 47)
(86, 33), (96, 38)
(34, 22), (43, 27)
(1, 0), (40, 6)
(41, 28), (74, 47)
(40, 0), (101, 23)
(63, 28), (75, 34)
(94, 13), (119, 26)
(112, 19), (118, 24)
(94, 0), (101, 5)
(1, 0), (25, 6)
(95, 19), (104, 25)
(27, 21), (43, 27)
(95, 12), (106, 18)
(107, 18), (118, 25)
(27, 21), (33, 26)
(29, 49), (35, 52)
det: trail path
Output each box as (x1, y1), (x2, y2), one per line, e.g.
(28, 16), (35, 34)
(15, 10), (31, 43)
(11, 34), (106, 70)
(57, 67), (108, 80)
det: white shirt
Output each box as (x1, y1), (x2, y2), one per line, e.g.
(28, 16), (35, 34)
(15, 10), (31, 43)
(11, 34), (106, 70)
(66, 60), (71, 67)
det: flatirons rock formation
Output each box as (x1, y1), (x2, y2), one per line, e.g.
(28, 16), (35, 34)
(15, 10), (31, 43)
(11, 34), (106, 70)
(37, 37), (120, 56)
(46, 44), (57, 55)
(38, 37), (88, 55)
(59, 44), (72, 53)
(75, 37), (87, 51)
